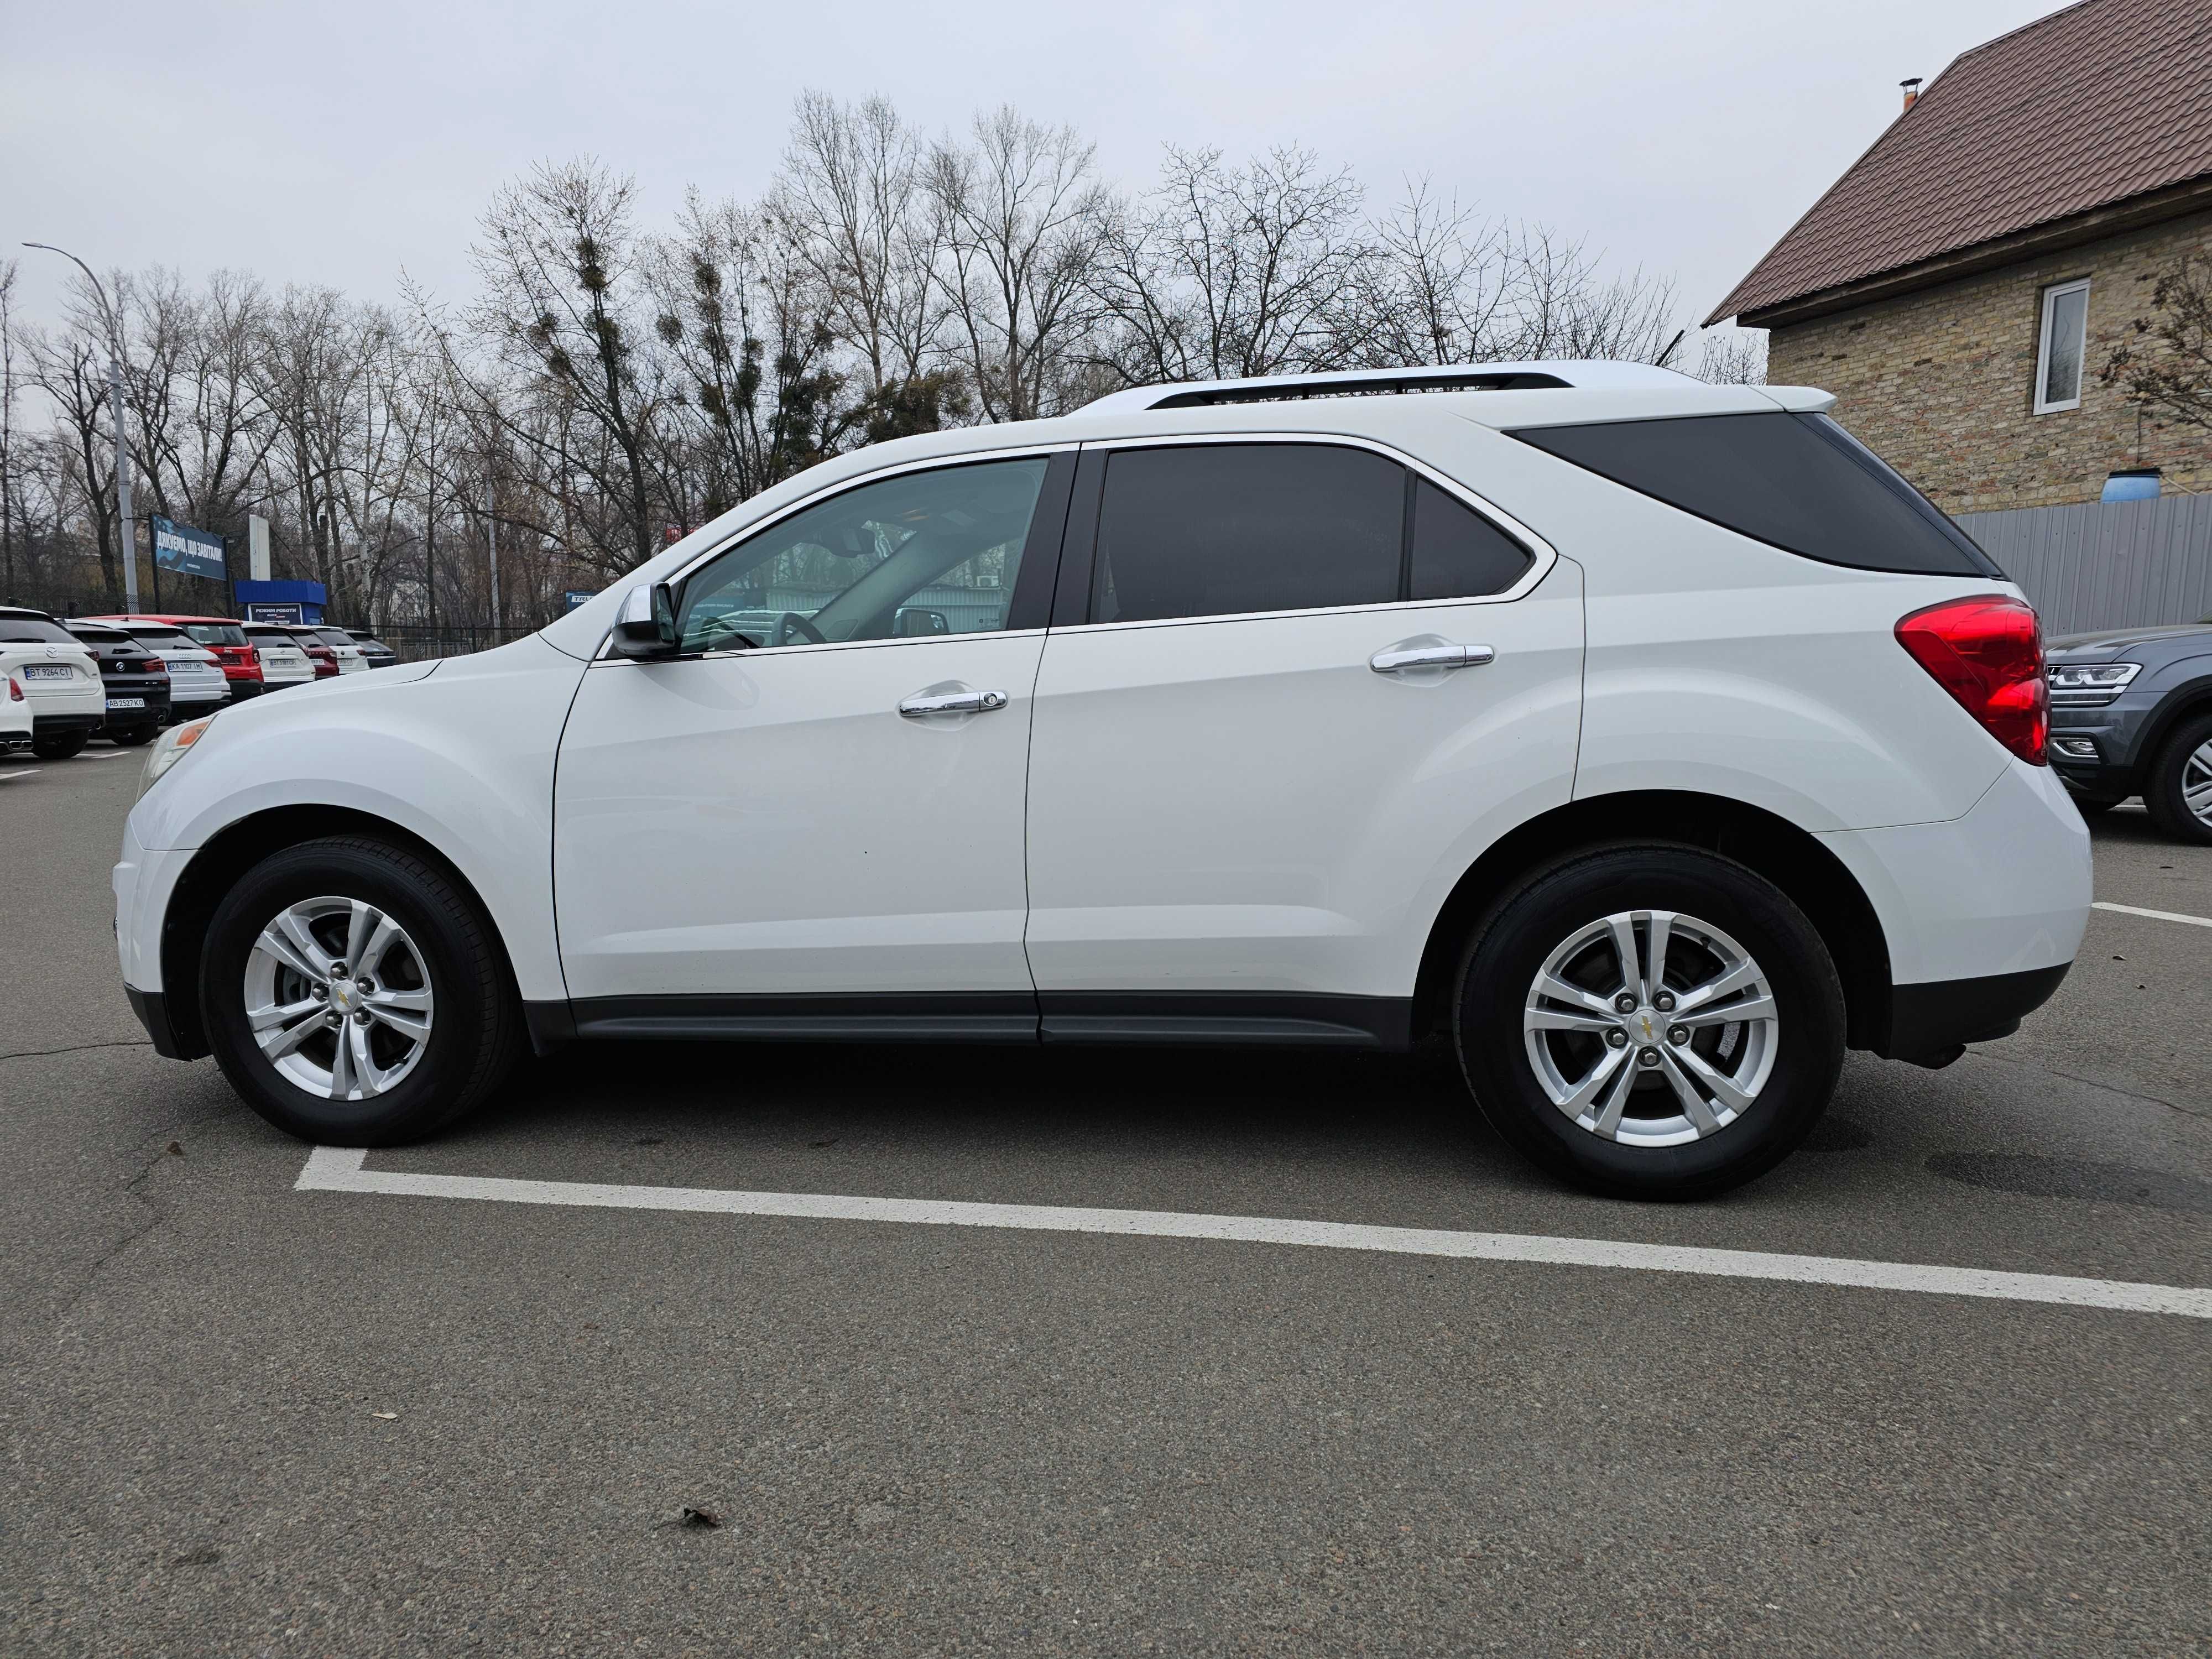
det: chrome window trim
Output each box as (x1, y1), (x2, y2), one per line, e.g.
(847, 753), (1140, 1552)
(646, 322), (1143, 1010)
(1061, 430), (1559, 633)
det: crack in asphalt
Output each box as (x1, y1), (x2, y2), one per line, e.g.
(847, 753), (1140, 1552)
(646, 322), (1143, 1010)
(0, 1039), (155, 1063)
(1965, 1048), (2210, 1123)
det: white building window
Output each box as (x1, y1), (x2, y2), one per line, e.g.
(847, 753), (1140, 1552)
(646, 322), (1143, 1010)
(2034, 278), (2090, 414)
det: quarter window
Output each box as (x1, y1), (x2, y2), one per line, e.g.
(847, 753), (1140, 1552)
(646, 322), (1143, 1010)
(1409, 477), (1533, 601)
(2035, 278), (2090, 414)
(676, 456), (1053, 653)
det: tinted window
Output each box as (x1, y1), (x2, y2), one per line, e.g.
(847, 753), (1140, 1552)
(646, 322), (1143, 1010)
(314, 629), (355, 647)
(678, 457), (1050, 652)
(0, 615), (76, 644)
(1092, 445), (1402, 623)
(1511, 411), (1999, 577)
(181, 623), (247, 647)
(1410, 478), (1533, 599)
(124, 628), (192, 650)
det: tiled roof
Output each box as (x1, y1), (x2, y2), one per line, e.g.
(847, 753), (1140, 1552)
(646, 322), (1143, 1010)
(1707, 0), (2212, 325)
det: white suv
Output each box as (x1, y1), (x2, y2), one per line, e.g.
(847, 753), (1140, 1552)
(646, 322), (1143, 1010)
(112, 363), (2089, 1197)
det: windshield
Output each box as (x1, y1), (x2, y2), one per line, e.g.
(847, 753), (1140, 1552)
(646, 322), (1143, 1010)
(124, 628), (193, 650)
(0, 615), (79, 644)
(181, 622), (247, 648)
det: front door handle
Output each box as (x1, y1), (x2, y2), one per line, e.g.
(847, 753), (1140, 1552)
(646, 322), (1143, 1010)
(1370, 643), (1496, 674)
(899, 688), (1009, 717)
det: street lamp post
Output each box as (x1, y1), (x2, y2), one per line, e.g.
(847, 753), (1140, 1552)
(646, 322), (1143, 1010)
(23, 243), (138, 613)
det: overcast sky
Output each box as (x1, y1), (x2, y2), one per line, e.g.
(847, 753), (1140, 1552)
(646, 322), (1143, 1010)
(3, 0), (2071, 346)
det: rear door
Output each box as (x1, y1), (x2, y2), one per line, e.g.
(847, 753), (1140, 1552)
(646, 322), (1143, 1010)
(1023, 436), (1584, 1042)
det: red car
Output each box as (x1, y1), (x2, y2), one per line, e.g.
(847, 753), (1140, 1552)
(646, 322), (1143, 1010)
(83, 613), (266, 698)
(282, 624), (341, 679)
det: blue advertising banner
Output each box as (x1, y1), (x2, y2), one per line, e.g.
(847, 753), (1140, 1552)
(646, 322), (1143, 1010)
(152, 516), (227, 581)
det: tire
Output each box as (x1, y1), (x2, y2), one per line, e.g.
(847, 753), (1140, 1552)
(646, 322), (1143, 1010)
(108, 723), (157, 747)
(30, 729), (88, 760)
(1453, 846), (1846, 1201)
(200, 836), (523, 1145)
(2142, 711), (2212, 846)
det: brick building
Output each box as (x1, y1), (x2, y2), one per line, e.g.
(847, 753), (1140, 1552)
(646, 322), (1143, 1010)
(1706, 0), (2212, 513)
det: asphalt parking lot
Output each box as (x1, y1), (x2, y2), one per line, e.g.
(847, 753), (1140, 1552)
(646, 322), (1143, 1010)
(3, 744), (2209, 1657)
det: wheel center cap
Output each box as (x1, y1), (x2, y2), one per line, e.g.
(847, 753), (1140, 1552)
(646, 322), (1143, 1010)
(1631, 1008), (1660, 1045)
(328, 979), (357, 1014)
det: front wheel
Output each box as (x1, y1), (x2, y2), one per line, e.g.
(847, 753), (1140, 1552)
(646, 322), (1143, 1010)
(1454, 847), (1845, 1200)
(2142, 712), (2212, 846)
(201, 836), (523, 1145)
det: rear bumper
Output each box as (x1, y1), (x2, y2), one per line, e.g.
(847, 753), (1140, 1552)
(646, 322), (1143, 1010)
(1876, 963), (2069, 1065)
(32, 712), (102, 735)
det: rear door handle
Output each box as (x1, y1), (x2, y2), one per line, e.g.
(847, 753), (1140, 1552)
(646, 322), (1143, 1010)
(1370, 643), (1496, 674)
(899, 688), (1009, 717)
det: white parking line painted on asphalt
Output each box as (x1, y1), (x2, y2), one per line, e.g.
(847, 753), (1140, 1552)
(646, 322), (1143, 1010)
(297, 1147), (2212, 1319)
(0, 769), (40, 782)
(78, 749), (138, 760)
(2094, 900), (2212, 931)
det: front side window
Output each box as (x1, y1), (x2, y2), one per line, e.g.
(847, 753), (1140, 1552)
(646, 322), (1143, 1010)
(677, 456), (1052, 653)
(2036, 278), (2090, 413)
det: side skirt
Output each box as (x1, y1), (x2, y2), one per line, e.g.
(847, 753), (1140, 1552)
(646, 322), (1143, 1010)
(532, 992), (1416, 1052)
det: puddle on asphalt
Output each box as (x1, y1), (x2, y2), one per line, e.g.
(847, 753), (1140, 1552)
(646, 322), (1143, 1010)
(1927, 1153), (2212, 1214)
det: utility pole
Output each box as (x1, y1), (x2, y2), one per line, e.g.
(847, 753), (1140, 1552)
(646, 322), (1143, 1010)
(23, 244), (137, 612)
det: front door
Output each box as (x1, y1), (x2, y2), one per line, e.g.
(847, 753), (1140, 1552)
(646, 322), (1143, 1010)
(1023, 437), (1584, 1039)
(554, 451), (1072, 1029)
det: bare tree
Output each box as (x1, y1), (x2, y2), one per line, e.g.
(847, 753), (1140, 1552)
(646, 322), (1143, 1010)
(472, 158), (669, 571)
(1092, 144), (1373, 385)
(2101, 253), (2212, 433)
(1694, 328), (1767, 385)
(1, 260), (17, 598)
(928, 107), (1111, 421)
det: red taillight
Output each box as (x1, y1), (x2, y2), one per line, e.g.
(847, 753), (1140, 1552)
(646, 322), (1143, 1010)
(7, 677), (21, 702)
(1895, 595), (2049, 766)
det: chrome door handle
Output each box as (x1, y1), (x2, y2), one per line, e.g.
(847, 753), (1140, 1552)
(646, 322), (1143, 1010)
(1370, 643), (1496, 674)
(899, 688), (1009, 717)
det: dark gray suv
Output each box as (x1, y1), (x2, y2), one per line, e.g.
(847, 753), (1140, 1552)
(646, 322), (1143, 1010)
(2044, 619), (2212, 843)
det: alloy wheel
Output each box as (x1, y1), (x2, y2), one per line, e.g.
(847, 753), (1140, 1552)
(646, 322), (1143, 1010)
(1522, 909), (1779, 1147)
(243, 896), (436, 1100)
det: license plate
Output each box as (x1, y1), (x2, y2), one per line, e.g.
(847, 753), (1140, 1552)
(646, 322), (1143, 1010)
(23, 664), (74, 681)
(106, 697), (145, 710)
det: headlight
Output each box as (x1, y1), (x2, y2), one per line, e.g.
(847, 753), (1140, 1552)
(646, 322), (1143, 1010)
(137, 715), (216, 801)
(2045, 661), (2141, 707)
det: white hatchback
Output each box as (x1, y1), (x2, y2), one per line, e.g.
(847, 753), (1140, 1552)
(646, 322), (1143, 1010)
(240, 623), (317, 690)
(113, 362), (2089, 1197)
(114, 623), (232, 717)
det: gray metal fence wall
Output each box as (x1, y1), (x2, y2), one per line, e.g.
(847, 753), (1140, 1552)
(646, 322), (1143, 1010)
(1957, 493), (2212, 636)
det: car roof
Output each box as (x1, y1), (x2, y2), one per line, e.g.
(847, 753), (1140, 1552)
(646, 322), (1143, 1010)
(83, 612), (238, 625)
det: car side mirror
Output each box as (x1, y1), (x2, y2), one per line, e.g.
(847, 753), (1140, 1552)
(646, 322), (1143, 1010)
(609, 582), (680, 660)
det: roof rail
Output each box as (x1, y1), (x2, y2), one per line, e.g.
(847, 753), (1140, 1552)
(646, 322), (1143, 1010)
(1077, 359), (1699, 415)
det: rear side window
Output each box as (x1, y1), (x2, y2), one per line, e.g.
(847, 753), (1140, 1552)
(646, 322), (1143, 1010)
(1089, 444), (1532, 624)
(1410, 478), (1533, 601)
(1510, 411), (2000, 577)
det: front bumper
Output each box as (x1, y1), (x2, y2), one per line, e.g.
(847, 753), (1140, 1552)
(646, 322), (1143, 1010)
(2047, 693), (2157, 796)
(125, 985), (196, 1060)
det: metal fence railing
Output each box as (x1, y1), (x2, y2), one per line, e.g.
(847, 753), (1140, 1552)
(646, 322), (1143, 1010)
(1959, 492), (2212, 636)
(370, 624), (540, 663)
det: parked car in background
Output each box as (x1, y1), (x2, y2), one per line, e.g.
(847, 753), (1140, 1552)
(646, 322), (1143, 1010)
(88, 614), (267, 702)
(104, 623), (231, 721)
(63, 623), (171, 744)
(115, 361), (2090, 1200)
(0, 606), (104, 758)
(2046, 617), (2212, 844)
(298, 625), (369, 673)
(286, 627), (341, 680)
(239, 623), (315, 691)
(343, 628), (399, 668)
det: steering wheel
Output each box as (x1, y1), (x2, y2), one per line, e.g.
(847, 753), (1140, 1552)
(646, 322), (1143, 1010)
(774, 612), (827, 647)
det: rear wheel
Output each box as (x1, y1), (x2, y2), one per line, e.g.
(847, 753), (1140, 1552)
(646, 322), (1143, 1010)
(201, 836), (523, 1145)
(30, 729), (88, 760)
(2142, 712), (2212, 846)
(1454, 847), (1845, 1199)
